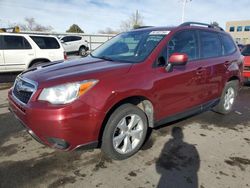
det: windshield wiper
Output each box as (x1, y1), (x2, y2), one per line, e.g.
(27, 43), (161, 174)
(90, 53), (114, 61)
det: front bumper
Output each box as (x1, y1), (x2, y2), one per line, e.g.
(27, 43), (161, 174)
(8, 89), (104, 150)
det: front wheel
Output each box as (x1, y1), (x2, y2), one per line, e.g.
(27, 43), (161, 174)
(213, 80), (239, 114)
(101, 104), (148, 160)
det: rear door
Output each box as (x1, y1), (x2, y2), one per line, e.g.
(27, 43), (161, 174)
(198, 31), (225, 101)
(3, 35), (34, 71)
(29, 36), (63, 61)
(61, 36), (75, 52)
(0, 36), (5, 71)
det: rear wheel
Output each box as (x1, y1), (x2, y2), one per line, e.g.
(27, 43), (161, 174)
(30, 61), (48, 68)
(79, 46), (88, 57)
(101, 104), (148, 160)
(213, 80), (239, 114)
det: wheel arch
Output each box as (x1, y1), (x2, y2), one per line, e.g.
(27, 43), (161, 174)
(97, 95), (154, 145)
(79, 45), (89, 51)
(28, 58), (50, 68)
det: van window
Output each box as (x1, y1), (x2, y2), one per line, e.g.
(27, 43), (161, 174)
(220, 34), (236, 55)
(200, 31), (222, 58)
(168, 30), (198, 61)
(3, 35), (31, 50)
(30, 36), (60, 49)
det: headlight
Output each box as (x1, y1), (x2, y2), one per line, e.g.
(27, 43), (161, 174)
(38, 80), (98, 104)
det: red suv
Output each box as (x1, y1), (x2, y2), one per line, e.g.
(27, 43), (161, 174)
(8, 22), (243, 160)
(242, 44), (250, 81)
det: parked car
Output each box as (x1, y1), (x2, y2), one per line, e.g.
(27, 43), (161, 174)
(59, 35), (89, 56)
(242, 44), (250, 81)
(8, 22), (243, 160)
(0, 33), (66, 73)
(237, 44), (245, 52)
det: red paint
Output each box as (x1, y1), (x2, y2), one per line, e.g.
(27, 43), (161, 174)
(8, 26), (243, 150)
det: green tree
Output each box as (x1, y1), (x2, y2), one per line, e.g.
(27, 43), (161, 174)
(66, 24), (84, 33)
(210, 21), (219, 27)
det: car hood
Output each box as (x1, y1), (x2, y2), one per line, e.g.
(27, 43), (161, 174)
(21, 56), (132, 88)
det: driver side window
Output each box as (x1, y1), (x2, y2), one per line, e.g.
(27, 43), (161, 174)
(168, 30), (198, 61)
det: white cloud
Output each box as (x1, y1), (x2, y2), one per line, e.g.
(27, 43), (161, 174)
(0, 0), (249, 33)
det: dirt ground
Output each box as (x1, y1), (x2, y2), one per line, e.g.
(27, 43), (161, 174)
(0, 83), (250, 188)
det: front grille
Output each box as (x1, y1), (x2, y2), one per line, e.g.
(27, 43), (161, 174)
(13, 77), (36, 104)
(244, 66), (250, 71)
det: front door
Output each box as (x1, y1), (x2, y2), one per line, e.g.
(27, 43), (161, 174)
(3, 35), (34, 71)
(153, 30), (207, 121)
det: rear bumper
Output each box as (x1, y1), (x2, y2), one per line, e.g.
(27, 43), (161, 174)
(243, 71), (250, 77)
(8, 89), (104, 151)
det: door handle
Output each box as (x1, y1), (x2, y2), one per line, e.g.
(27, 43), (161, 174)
(224, 61), (231, 66)
(196, 67), (206, 75)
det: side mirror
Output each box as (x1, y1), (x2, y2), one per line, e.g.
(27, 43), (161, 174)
(169, 53), (188, 66)
(165, 53), (188, 72)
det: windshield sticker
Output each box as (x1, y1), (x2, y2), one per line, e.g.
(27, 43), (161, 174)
(149, 31), (170, 35)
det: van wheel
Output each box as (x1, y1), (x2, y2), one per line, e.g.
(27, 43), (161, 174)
(79, 47), (88, 57)
(101, 104), (148, 160)
(213, 80), (239, 115)
(30, 61), (46, 68)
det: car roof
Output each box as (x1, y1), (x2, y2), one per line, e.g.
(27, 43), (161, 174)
(0, 32), (57, 38)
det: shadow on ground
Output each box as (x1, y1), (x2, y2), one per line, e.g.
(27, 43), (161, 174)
(156, 127), (200, 188)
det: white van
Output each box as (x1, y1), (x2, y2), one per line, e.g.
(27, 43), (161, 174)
(0, 33), (66, 73)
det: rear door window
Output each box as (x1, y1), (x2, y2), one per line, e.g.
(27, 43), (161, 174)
(200, 31), (222, 58)
(220, 34), (237, 55)
(3, 35), (31, 50)
(30, 36), (60, 49)
(71, 36), (81, 41)
(242, 45), (250, 56)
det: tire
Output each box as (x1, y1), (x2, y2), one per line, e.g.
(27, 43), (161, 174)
(79, 47), (88, 57)
(101, 104), (148, 160)
(30, 61), (46, 68)
(213, 80), (239, 115)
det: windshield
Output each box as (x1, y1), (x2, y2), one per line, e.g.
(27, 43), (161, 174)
(91, 30), (167, 63)
(242, 45), (250, 56)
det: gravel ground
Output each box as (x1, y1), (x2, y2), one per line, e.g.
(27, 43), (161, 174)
(0, 84), (250, 188)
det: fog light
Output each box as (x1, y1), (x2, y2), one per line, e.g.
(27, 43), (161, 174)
(47, 137), (69, 150)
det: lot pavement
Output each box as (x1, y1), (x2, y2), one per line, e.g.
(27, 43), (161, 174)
(0, 84), (250, 188)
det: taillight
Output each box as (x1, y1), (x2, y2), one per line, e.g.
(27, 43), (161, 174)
(64, 51), (67, 60)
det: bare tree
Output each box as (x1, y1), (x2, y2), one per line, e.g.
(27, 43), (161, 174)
(210, 21), (219, 27)
(98, 27), (119, 34)
(19, 17), (53, 31)
(120, 10), (144, 31)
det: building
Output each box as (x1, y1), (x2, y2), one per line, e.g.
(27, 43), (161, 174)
(226, 20), (250, 45)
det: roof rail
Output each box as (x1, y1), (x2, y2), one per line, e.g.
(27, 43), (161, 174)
(133, 26), (153, 30)
(179, 22), (224, 31)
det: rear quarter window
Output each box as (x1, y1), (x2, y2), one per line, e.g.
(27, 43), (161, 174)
(220, 34), (237, 55)
(30, 36), (60, 49)
(2, 35), (31, 50)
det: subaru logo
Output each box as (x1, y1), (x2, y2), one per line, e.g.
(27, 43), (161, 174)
(16, 80), (23, 92)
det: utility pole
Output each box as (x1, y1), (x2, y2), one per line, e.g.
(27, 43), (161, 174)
(181, 0), (192, 23)
(135, 10), (139, 26)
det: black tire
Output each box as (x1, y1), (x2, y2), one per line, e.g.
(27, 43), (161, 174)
(213, 80), (239, 115)
(30, 61), (47, 68)
(101, 104), (148, 160)
(79, 46), (88, 57)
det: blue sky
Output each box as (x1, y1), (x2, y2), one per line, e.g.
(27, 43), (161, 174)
(0, 0), (249, 33)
